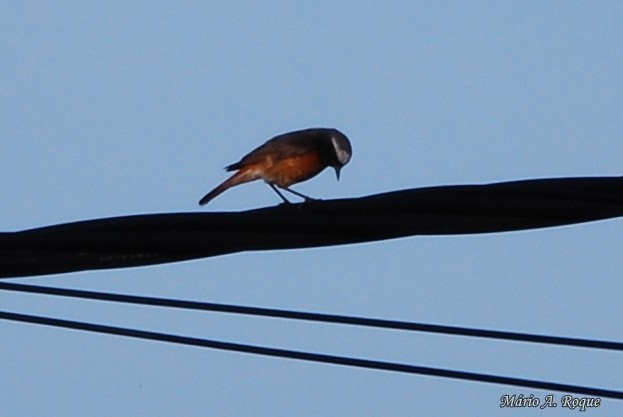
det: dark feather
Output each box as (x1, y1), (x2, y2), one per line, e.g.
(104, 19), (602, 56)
(225, 128), (335, 171)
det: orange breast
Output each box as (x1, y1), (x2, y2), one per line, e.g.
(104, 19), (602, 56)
(261, 151), (325, 187)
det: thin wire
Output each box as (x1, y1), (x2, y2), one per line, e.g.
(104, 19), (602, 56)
(0, 281), (620, 351)
(1, 310), (621, 400)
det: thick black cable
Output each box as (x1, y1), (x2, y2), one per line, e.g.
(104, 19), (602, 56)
(0, 281), (621, 351)
(0, 310), (621, 399)
(4, 177), (623, 278)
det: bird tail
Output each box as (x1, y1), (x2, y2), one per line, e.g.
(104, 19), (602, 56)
(198, 170), (252, 206)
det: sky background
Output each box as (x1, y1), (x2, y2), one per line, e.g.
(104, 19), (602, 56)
(1, 1), (622, 416)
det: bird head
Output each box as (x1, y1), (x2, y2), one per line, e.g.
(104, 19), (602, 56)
(327, 130), (352, 181)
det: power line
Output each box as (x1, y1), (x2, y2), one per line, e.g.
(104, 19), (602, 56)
(0, 281), (621, 351)
(3, 176), (623, 278)
(1, 310), (621, 400)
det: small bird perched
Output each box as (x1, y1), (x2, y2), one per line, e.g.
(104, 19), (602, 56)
(198, 128), (352, 205)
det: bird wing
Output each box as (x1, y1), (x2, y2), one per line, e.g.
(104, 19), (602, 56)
(225, 131), (320, 171)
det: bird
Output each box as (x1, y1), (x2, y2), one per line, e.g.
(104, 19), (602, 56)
(198, 128), (352, 206)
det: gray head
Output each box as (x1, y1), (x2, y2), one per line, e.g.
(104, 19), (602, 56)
(325, 129), (352, 180)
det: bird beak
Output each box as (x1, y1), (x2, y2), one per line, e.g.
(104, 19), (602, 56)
(335, 167), (341, 181)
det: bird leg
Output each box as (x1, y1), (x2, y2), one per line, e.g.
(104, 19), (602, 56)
(279, 186), (317, 202)
(268, 183), (291, 204)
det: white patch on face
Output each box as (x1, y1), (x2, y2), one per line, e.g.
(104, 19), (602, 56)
(331, 136), (351, 165)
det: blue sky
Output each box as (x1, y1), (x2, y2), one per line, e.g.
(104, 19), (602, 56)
(1, 2), (622, 416)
